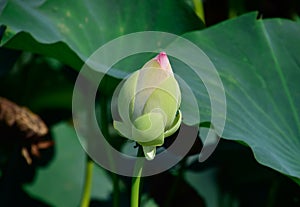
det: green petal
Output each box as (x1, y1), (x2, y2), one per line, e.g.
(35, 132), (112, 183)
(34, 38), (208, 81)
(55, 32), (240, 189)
(143, 76), (181, 128)
(138, 131), (164, 146)
(113, 121), (133, 140)
(164, 110), (182, 137)
(117, 71), (139, 123)
(143, 89), (177, 128)
(132, 112), (165, 143)
(142, 146), (156, 160)
(156, 75), (181, 107)
(141, 58), (161, 70)
(132, 68), (169, 118)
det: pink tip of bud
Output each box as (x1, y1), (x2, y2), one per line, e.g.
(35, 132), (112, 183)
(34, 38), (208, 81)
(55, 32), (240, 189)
(154, 52), (172, 74)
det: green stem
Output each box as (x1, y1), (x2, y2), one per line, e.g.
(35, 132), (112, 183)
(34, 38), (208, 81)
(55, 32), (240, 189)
(112, 173), (120, 207)
(80, 156), (94, 207)
(266, 179), (279, 207)
(131, 146), (144, 207)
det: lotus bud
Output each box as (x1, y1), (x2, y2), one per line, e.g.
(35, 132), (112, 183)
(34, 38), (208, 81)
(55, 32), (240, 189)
(113, 52), (182, 160)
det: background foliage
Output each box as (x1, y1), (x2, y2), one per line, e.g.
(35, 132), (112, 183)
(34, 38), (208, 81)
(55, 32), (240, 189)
(0, 0), (299, 206)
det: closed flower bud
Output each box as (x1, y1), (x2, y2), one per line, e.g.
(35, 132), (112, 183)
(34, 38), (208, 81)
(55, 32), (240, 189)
(113, 52), (182, 160)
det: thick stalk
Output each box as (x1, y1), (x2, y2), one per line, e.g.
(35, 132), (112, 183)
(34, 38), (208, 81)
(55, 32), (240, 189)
(131, 146), (144, 207)
(112, 172), (120, 207)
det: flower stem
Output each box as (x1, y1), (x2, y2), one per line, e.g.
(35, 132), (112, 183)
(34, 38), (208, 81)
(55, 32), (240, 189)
(131, 146), (144, 207)
(80, 156), (94, 207)
(112, 172), (120, 207)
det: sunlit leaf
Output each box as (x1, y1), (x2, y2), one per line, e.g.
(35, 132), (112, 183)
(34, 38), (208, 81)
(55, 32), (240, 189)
(182, 13), (300, 179)
(0, 0), (203, 70)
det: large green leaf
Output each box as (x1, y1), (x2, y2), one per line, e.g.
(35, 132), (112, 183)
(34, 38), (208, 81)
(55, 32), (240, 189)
(0, 0), (203, 70)
(24, 122), (113, 207)
(181, 13), (300, 179)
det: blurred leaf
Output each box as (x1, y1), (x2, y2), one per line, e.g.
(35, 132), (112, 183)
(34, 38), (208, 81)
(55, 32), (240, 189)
(0, 0), (7, 15)
(24, 122), (112, 207)
(140, 195), (159, 207)
(228, 0), (247, 18)
(184, 168), (220, 207)
(0, 47), (20, 76)
(182, 13), (300, 179)
(0, 0), (203, 70)
(0, 54), (74, 125)
(186, 140), (300, 207)
(291, 177), (300, 186)
(144, 171), (205, 207)
(0, 25), (6, 41)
